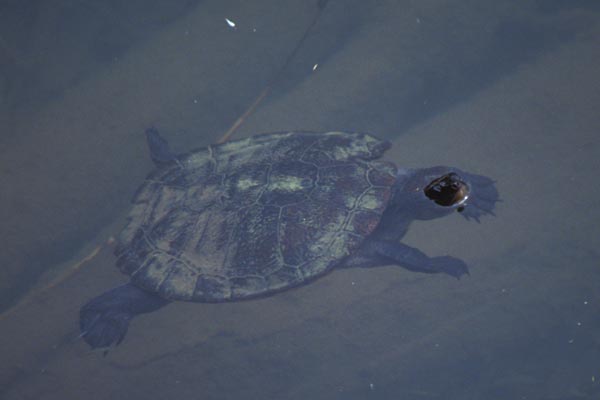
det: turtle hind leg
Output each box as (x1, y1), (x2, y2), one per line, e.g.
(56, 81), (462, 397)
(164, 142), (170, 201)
(79, 283), (169, 352)
(145, 127), (176, 166)
(79, 307), (130, 352)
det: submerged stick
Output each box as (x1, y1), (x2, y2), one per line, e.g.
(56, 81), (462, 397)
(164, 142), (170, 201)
(218, 0), (329, 143)
(0, 238), (113, 321)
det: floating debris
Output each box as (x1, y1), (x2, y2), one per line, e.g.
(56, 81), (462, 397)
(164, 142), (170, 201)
(225, 18), (236, 28)
(312, 63), (318, 71)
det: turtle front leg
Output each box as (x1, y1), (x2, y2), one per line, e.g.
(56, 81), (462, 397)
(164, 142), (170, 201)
(343, 240), (469, 279)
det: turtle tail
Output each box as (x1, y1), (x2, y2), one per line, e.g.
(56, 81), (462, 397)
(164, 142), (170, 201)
(79, 283), (169, 353)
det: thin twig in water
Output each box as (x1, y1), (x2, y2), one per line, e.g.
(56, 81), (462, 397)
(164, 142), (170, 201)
(218, 0), (329, 143)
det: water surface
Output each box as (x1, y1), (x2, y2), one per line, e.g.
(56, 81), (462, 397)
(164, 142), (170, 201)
(1, 1), (599, 399)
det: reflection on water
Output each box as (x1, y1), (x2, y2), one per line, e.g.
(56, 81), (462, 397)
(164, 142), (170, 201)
(1, 0), (600, 399)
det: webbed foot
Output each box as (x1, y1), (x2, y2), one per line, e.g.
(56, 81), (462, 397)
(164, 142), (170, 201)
(79, 283), (169, 353)
(429, 256), (470, 279)
(79, 307), (131, 352)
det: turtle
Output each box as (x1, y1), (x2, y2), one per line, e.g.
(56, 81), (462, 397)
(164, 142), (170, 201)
(80, 129), (498, 351)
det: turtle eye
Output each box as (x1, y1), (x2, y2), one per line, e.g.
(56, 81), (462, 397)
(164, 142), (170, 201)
(424, 173), (470, 207)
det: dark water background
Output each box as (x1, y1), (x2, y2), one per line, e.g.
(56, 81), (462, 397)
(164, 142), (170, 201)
(1, 1), (599, 399)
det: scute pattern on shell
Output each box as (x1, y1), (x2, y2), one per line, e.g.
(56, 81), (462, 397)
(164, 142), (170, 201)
(115, 131), (397, 301)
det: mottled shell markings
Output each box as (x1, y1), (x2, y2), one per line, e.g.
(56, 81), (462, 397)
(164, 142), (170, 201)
(236, 178), (262, 191)
(116, 131), (396, 302)
(269, 176), (307, 191)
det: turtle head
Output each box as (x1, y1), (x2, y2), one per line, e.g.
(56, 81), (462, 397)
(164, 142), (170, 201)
(401, 166), (498, 222)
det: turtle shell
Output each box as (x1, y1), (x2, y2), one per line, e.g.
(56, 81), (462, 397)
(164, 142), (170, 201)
(115, 131), (397, 301)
